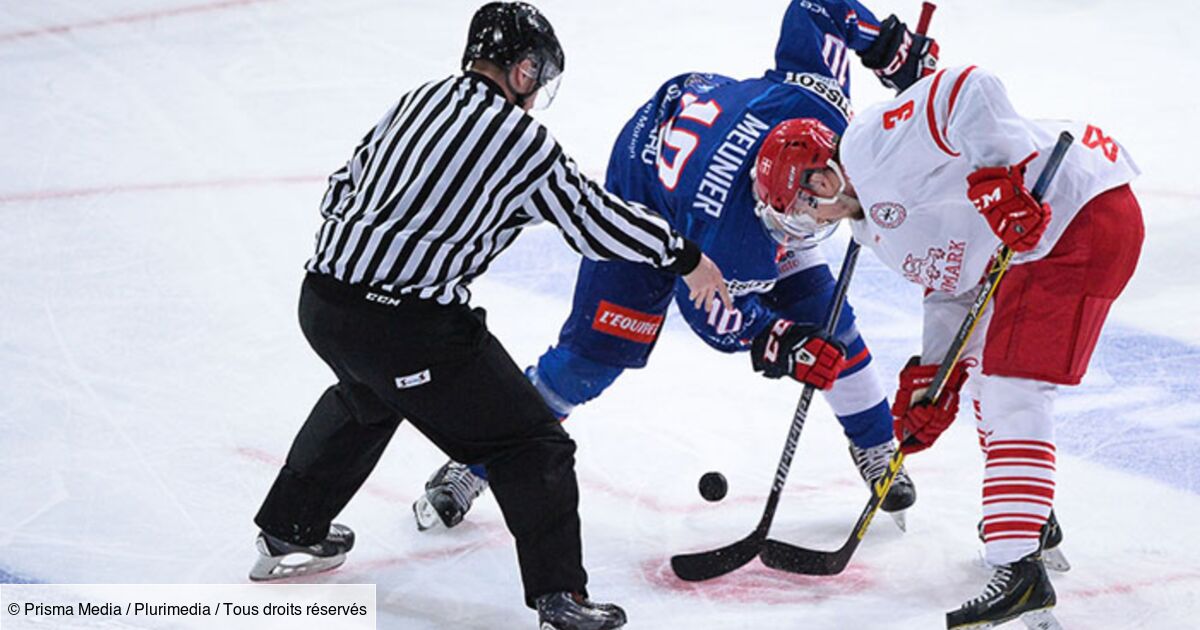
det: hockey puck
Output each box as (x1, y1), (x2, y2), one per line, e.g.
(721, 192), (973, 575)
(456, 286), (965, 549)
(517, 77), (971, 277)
(698, 471), (728, 502)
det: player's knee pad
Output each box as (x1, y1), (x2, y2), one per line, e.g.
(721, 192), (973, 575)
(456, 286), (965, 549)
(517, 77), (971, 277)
(530, 346), (626, 418)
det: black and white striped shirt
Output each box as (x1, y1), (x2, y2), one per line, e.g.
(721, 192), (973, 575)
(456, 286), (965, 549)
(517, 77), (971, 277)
(306, 73), (699, 305)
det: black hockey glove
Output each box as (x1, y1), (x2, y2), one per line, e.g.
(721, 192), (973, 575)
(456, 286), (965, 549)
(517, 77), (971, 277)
(858, 15), (939, 94)
(750, 319), (847, 390)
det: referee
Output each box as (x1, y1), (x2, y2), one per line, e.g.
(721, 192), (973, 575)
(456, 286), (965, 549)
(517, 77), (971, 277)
(248, 3), (729, 629)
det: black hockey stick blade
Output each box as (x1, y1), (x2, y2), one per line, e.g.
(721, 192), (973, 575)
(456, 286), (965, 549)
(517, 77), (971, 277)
(760, 537), (846, 576)
(670, 531), (764, 582)
(759, 450), (904, 575)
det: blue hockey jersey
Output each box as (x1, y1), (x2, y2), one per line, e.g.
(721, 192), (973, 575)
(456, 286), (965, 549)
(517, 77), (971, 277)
(603, 0), (882, 352)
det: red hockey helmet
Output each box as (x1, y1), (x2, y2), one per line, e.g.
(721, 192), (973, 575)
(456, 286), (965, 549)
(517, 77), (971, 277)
(752, 118), (845, 245)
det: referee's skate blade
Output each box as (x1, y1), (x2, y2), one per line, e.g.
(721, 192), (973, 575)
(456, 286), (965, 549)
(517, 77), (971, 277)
(413, 496), (442, 532)
(248, 551), (347, 581)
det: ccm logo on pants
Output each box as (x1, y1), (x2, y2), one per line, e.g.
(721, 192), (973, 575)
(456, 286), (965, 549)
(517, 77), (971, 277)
(592, 300), (663, 344)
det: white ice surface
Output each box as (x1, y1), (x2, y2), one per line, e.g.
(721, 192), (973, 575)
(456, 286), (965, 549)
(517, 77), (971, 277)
(2, 1), (1199, 628)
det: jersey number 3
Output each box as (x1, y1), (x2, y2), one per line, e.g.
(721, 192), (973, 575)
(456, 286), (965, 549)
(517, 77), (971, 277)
(657, 94), (722, 190)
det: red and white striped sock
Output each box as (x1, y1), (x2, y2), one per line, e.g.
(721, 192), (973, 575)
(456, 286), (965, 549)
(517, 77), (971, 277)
(981, 439), (1055, 562)
(977, 375), (1057, 566)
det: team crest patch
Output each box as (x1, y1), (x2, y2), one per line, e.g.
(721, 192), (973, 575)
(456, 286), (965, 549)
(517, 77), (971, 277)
(869, 202), (907, 229)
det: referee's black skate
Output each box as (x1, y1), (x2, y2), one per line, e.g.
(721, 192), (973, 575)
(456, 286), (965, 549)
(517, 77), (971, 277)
(536, 592), (626, 630)
(849, 440), (916, 531)
(249, 523), (355, 581)
(413, 460), (489, 531)
(946, 553), (1061, 629)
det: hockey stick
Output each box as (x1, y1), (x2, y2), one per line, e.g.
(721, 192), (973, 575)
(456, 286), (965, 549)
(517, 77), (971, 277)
(916, 1), (936, 34)
(670, 239), (862, 582)
(761, 131), (1075, 576)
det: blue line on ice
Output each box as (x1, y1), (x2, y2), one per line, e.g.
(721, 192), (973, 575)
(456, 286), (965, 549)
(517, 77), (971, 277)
(0, 568), (37, 584)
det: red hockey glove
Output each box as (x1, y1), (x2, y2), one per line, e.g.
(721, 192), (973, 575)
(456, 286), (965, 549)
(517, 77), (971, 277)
(751, 319), (847, 390)
(891, 356), (970, 455)
(967, 153), (1052, 253)
(857, 15), (939, 94)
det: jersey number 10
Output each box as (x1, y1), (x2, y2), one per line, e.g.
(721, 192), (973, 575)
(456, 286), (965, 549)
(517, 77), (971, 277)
(822, 34), (850, 88)
(656, 93), (722, 191)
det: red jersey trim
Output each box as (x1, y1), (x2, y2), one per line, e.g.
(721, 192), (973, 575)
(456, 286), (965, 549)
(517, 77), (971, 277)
(925, 69), (959, 157)
(942, 65), (978, 145)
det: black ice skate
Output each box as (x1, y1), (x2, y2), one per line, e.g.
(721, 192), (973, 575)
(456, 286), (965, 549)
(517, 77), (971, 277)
(1039, 511), (1070, 572)
(536, 592), (627, 630)
(248, 523), (355, 581)
(976, 511), (1070, 573)
(849, 440), (916, 531)
(412, 460), (489, 531)
(946, 553), (1061, 630)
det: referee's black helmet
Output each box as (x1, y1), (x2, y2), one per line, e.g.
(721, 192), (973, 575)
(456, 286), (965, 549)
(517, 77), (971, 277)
(462, 2), (564, 91)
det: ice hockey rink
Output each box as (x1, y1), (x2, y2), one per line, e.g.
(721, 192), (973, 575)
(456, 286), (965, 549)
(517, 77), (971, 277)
(2, 0), (1199, 627)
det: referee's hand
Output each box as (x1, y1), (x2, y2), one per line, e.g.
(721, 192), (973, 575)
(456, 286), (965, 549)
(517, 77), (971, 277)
(684, 253), (734, 314)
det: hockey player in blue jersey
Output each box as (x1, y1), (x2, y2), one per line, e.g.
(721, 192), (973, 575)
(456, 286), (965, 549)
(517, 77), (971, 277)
(413, 0), (939, 532)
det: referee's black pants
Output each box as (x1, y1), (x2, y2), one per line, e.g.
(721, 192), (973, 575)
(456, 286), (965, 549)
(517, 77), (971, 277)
(255, 273), (587, 606)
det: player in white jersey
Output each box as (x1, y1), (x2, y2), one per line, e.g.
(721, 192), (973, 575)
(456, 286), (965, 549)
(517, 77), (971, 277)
(749, 65), (1143, 629)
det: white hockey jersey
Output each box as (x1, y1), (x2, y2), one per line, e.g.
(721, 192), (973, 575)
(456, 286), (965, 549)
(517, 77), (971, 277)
(842, 65), (1140, 297)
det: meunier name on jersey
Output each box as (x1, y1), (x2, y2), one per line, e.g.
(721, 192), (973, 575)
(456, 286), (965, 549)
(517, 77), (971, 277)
(692, 112), (772, 218)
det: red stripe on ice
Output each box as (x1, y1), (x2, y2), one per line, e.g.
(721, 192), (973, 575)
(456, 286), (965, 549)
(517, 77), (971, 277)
(0, 0), (279, 44)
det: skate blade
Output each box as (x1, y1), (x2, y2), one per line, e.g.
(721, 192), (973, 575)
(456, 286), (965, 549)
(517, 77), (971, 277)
(947, 606), (1059, 630)
(890, 510), (907, 532)
(1021, 608), (1062, 630)
(1042, 546), (1071, 572)
(412, 496), (442, 532)
(248, 551), (346, 581)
